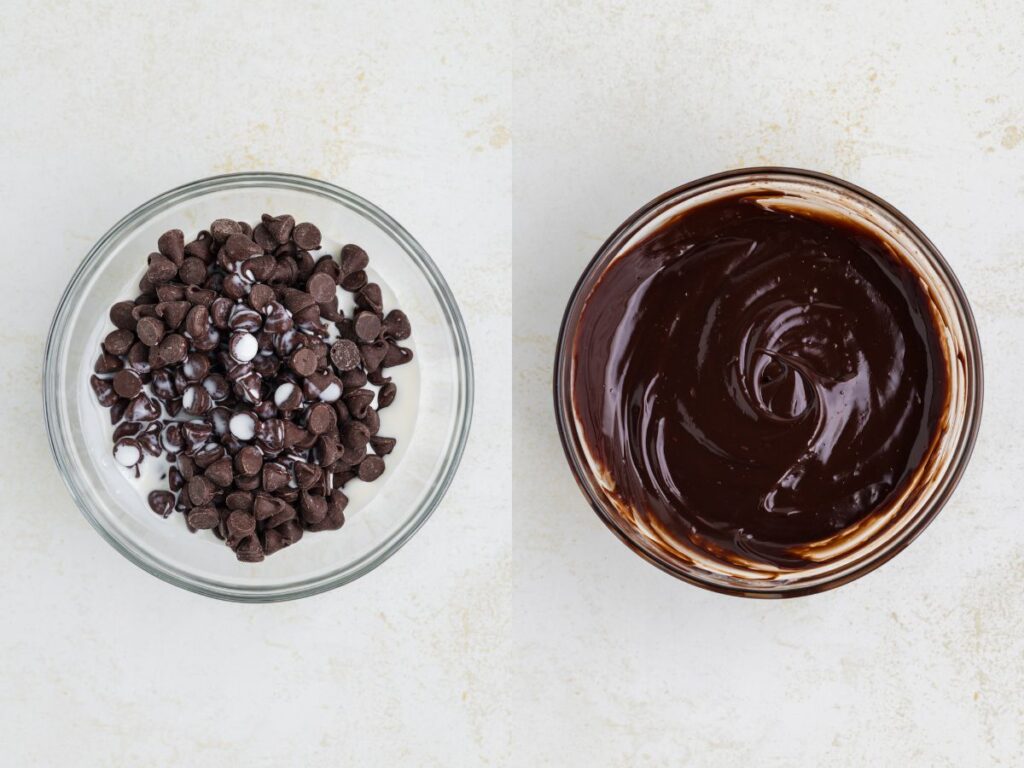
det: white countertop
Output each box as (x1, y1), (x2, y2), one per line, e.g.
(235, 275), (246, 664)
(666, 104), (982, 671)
(3, 2), (1022, 765)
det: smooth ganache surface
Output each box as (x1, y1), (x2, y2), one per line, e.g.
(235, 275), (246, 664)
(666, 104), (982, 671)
(572, 193), (948, 568)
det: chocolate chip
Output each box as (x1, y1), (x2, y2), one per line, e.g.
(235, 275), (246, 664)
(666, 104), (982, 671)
(103, 328), (135, 356)
(157, 333), (188, 364)
(293, 222), (322, 251)
(234, 445), (263, 476)
(211, 219), (241, 243)
(226, 510), (257, 537)
(187, 506), (219, 529)
(209, 297), (233, 329)
(382, 341), (414, 368)
(263, 214), (295, 244)
(178, 257), (207, 285)
(156, 300), (190, 330)
(94, 352), (123, 375)
(354, 311), (382, 342)
(378, 381), (397, 409)
(262, 461), (290, 492)
(342, 420), (371, 450)
(362, 406), (380, 435)
(266, 503), (298, 530)
(252, 222), (275, 251)
(340, 269), (367, 291)
(356, 283), (383, 315)
(188, 476), (215, 506)
(255, 418), (285, 453)
(109, 399), (128, 424)
(146, 489), (175, 517)
(302, 403), (334, 436)
(222, 233), (263, 262)
(383, 309), (412, 340)
(261, 527), (286, 555)
(146, 254), (179, 284)
(248, 283), (275, 312)
(293, 461), (322, 490)
(225, 490), (254, 511)
(205, 457), (234, 488)
(126, 393), (160, 422)
(306, 272), (336, 304)
(252, 492), (281, 521)
(359, 340), (388, 371)
(313, 255), (341, 280)
(358, 455), (386, 482)
(288, 347), (317, 376)
(339, 367), (368, 390)
(112, 369), (142, 399)
(299, 491), (328, 524)
(158, 229), (185, 265)
(234, 535), (265, 562)
(110, 301), (137, 331)
(329, 339), (360, 372)
(185, 231), (213, 261)
(340, 244), (369, 276)
(178, 307), (206, 343)
(370, 435), (396, 456)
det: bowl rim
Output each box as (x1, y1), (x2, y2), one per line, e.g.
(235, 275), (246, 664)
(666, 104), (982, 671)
(43, 171), (474, 602)
(552, 166), (984, 598)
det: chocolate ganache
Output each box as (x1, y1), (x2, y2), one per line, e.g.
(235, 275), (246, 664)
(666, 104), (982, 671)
(572, 192), (949, 568)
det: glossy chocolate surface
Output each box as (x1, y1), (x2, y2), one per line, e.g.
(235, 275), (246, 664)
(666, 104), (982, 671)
(572, 193), (948, 567)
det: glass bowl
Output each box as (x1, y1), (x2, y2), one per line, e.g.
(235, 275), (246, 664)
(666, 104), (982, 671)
(44, 172), (473, 602)
(554, 168), (983, 598)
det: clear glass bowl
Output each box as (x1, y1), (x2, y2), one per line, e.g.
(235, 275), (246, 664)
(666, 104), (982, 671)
(44, 172), (474, 602)
(554, 168), (983, 598)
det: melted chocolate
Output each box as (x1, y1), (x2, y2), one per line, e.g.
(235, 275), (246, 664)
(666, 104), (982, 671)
(573, 193), (948, 568)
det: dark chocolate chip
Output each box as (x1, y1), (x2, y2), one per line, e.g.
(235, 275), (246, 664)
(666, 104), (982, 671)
(354, 311), (382, 342)
(187, 506), (219, 529)
(306, 272), (336, 304)
(111, 370), (141, 399)
(210, 219), (241, 243)
(370, 435), (396, 456)
(262, 462), (290, 492)
(382, 341), (413, 368)
(109, 301), (137, 331)
(359, 340), (388, 371)
(340, 269), (367, 291)
(188, 476), (215, 506)
(358, 455), (385, 482)
(355, 283), (383, 314)
(103, 328), (135, 356)
(184, 304), (209, 338)
(157, 229), (185, 265)
(146, 254), (179, 284)
(222, 233), (263, 263)
(248, 283), (275, 312)
(94, 351), (124, 375)
(330, 339), (360, 372)
(288, 348), (317, 376)
(292, 222), (322, 251)
(234, 445), (263, 476)
(339, 244), (369, 276)
(157, 334), (188, 364)
(148, 490), (175, 517)
(264, 214), (295, 244)
(178, 257), (208, 285)
(205, 457), (234, 488)
(378, 381), (397, 409)
(383, 309), (412, 340)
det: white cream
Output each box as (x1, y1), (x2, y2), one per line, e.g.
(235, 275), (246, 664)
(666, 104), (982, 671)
(229, 413), (256, 440)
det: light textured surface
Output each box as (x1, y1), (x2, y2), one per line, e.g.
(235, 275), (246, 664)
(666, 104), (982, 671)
(2, 1), (1022, 765)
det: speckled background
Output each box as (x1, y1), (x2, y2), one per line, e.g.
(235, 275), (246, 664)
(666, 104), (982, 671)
(2, 1), (1022, 765)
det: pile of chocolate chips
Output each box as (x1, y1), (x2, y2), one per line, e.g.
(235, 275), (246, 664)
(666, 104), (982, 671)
(88, 215), (412, 562)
